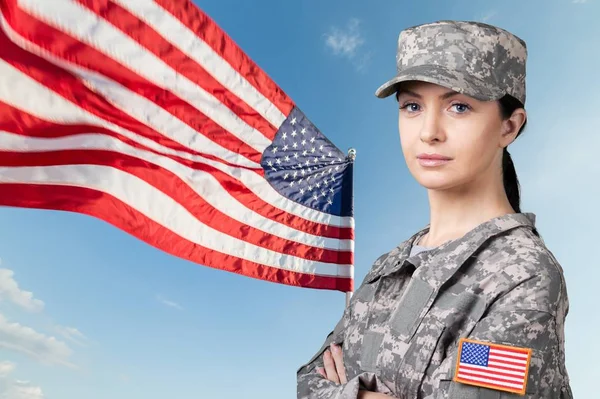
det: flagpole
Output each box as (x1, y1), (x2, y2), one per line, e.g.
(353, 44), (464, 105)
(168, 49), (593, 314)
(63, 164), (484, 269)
(346, 148), (357, 308)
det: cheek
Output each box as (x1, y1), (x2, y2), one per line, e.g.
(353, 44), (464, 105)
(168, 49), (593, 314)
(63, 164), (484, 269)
(455, 129), (499, 174)
(398, 118), (418, 156)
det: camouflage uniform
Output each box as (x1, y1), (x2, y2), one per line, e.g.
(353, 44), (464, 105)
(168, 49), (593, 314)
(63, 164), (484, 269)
(297, 21), (572, 398)
(297, 213), (572, 398)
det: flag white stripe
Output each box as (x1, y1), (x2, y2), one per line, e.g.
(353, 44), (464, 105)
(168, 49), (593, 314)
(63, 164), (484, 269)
(113, 0), (287, 128)
(488, 354), (527, 364)
(456, 373), (524, 390)
(487, 361), (526, 371)
(0, 131), (354, 252)
(0, 59), (353, 228)
(0, 14), (258, 169)
(458, 363), (526, 377)
(490, 348), (529, 359)
(458, 365), (526, 383)
(0, 164), (354, 277)
(18, 0), (272, 152)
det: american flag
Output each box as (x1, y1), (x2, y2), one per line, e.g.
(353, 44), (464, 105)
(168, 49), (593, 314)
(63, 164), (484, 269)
(0, 0), (354, 292)
(454, 338), (532, 395)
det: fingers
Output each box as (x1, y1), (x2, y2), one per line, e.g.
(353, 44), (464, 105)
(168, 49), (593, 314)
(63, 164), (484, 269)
(330, 343), (347, 384)
(323, 349), (340, 384)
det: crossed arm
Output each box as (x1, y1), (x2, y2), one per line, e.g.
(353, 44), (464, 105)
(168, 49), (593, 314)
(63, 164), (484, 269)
(316, 344), (390, 399)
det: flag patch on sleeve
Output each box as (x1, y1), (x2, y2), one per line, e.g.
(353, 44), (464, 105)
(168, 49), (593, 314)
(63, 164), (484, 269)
(453, 338), (532, 396)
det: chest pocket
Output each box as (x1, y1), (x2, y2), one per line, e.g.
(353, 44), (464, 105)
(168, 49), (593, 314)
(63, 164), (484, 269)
(386, 277), (447, 397)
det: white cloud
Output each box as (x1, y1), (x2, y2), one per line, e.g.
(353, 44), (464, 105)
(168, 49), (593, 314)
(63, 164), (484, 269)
(0, 268), (44, 313)
(0, 314), (74, 368)
(0, 361), (44, 399)
(156, 295), (183, 310)
(324, 18), (370, 71)
(55, 326), (89, 346)
(0, 362), (14, 377)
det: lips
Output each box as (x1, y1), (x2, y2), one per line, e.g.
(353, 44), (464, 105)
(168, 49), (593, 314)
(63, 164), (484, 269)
(417, 153), (452, 161)
(417, 153), (452, 167)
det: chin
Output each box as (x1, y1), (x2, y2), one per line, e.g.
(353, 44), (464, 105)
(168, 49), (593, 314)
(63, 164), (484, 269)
(412, 171), (462, 191)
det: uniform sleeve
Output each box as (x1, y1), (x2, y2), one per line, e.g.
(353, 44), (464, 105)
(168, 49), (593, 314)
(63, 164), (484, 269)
(296, 311), (394, 399)
(441, 274), (573, 398)
(296, 283), (395, 399)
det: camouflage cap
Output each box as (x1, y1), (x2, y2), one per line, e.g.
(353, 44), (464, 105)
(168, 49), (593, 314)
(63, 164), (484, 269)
(375, 20), (527, 105)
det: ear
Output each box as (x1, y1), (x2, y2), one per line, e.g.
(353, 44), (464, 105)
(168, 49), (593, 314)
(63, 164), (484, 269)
(500, 108), (527, 148)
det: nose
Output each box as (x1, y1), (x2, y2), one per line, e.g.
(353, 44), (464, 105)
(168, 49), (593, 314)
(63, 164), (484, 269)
(419, 109), (445, 143)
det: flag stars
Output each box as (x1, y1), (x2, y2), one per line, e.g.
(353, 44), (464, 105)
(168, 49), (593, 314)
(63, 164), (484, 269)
(284, 155), (290, 162)
(291, 117), (297, 125)
(310, 137), (316, 143)
(283, 144), (289, 151)
(293, 142), (298, 149)
(301, 139), (307, 146)
(291, 130), (297, 137)
(271, 146), (278, 153)
(301, 127), (307, 135)
(282, 132), (288, 140)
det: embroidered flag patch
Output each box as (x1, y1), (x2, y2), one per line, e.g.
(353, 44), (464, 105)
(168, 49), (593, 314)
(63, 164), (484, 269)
(453, 338), (532, 396)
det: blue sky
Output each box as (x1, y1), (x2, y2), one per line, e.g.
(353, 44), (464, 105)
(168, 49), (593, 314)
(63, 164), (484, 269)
(0, 0), (597, 398)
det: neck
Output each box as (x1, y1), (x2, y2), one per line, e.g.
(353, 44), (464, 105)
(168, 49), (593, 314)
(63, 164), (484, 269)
(421, 176), (515, 248)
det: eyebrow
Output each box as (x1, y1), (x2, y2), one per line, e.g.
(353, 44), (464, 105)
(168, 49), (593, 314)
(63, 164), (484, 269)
(397, 89), (460, 100)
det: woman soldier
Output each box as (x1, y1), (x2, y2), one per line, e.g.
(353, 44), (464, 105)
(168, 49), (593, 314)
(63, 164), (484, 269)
(297, 21), (572, 399)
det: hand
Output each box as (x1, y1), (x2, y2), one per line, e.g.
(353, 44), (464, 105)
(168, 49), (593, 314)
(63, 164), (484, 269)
(316, 343), (347, 384)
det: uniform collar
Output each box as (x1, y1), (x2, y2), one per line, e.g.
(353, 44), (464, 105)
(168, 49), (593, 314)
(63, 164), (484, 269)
(366, 212), (537, 284)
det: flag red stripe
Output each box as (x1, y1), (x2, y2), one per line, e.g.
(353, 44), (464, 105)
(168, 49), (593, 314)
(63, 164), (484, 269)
(490, 346), (530, 355)
(0, 183), (353, 292)
(457, 375), (524, 391)
(1, 0), (264, 164)
(0, 147), (353, 264)
(489, 357), (527, 367)
(0, 27), (237, 167)
(76, 0), (279, 141)
(0, 102), (352, 241)
(154, 0), (294, 117)
(470, 362), (525, 373)
(459, 365), (525, 380)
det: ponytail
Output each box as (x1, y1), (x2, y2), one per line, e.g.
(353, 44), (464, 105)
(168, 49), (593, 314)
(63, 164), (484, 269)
(502, 148), (520, 213)
(498, 95), (527, 214)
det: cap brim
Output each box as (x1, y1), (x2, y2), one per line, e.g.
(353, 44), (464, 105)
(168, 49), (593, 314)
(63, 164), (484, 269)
(374, 64), (505, 101)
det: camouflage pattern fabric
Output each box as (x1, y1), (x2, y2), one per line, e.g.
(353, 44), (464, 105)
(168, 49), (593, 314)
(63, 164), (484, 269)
(375, 20), (527, 105)
(297, 213), (572, 398)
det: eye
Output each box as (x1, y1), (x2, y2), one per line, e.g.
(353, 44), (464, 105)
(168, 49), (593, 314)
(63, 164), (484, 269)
(450, 103), (471, 113)
(400, 102), (421, 112)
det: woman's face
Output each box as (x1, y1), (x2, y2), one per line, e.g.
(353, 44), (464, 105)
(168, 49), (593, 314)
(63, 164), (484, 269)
(397, 81), (519, 192)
